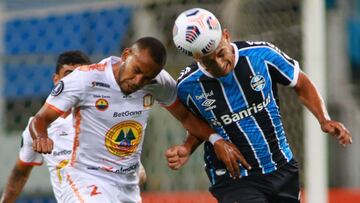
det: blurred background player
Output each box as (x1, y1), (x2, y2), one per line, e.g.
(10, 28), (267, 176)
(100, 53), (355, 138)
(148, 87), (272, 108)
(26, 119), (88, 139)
(166, 8), (352, 203)
(30, 37), (245, 202)
(0, 51), (91, 203)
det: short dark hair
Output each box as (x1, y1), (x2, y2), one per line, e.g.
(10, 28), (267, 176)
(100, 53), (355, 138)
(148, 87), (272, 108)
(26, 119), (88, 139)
(55, 50), (91, 73)
(132, 37), (167, 67)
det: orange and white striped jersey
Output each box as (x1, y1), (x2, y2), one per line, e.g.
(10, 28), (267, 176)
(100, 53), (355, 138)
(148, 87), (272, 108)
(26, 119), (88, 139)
(19, 114), (74, 201)
(45, 56), (177, 174)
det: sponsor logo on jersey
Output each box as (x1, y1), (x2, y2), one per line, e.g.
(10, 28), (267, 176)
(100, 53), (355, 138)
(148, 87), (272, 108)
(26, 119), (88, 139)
(113, 110), (142, 118)
(95, 98), (109, 111)
(195, 90), (214, 100)
(59, 131), (68, 136)
(53, 149), (72, 157)
(92, 81), (110, 88)
(87, 162), (139, 174)
(202, 99), (216, 111)
(250, 75), (266, 91)
(51, 81), (64, 96)
(78, 63), (106, 72)
(219, 95), (271, 125)
(196, 90), (217, 111)
(105, 120), (142, 157)
(246, 41), (294, 62)
(143, 94), (154, 109)
(93, 94), (111, 99)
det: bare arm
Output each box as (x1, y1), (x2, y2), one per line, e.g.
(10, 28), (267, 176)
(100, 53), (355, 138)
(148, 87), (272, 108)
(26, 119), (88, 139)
(165, 101), (251, 177)
(183, 131), (203, 154)
(294, 72), (352, 146)
(29, 104), (62, 153)
(0, 160), (33, 203)
(165, 101), (215, 141)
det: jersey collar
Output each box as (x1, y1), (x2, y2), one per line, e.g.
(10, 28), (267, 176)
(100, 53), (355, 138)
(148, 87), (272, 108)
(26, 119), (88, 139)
(103, 56), (122, 92)
(197, 42), (239, 78)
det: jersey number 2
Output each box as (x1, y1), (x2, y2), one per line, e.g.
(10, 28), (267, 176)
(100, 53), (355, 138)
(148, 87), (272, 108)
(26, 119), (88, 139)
(87, 185), (102, 196)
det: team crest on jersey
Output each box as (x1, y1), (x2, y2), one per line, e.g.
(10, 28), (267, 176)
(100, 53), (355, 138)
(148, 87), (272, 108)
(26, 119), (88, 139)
(95, 98), (109, 111)
(143, 94), (154, 109)
(250, 75), (266, 91)
(51, 81), (64, 96)
(105, 120), (142, 157)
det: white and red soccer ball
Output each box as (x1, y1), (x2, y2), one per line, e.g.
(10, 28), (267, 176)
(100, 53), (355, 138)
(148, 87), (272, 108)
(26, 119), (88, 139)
(173, 8), (222, 58)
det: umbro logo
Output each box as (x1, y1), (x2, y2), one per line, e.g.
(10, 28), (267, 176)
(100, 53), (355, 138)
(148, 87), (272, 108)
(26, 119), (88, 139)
(202, 99), (215, 107)
(196, 91), (216, 111)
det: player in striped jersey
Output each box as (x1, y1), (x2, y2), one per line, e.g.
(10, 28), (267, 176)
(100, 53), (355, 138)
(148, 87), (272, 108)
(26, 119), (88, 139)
(166, 8), (352, 203)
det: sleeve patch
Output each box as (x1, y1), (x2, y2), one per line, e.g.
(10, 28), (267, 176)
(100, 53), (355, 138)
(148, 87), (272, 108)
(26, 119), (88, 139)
(51, 81), (64, 96)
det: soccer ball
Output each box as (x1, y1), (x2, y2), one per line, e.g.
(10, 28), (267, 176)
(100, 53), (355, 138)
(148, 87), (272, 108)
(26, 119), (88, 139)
(173, 8), (222, 58)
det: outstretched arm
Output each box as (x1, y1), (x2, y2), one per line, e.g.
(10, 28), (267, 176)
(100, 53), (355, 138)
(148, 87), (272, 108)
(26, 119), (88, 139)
(29, 104), (62, 154)
(294, 72), (352, 146)
(0, 160), (33, 203)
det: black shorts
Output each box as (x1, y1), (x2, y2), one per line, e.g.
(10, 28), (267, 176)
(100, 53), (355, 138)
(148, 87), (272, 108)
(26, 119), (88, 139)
(208, 159), (300, 203)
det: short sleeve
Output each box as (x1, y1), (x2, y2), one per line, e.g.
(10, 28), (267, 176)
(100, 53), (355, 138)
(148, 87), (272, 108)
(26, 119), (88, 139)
(262, 43), (300, 87)
(19, 118), (43, 166)
(46, 68), (85, 113)
(145, 69), (177, 107)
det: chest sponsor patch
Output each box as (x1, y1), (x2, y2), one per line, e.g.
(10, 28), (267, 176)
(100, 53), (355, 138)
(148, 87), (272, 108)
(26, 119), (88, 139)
(51, 81), (64, 96)
(95, 98), (109, 111)
(105, 120), (142, 157)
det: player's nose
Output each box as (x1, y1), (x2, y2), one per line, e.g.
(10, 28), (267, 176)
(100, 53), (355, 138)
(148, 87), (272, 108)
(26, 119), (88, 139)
(133, 75), (145, 87)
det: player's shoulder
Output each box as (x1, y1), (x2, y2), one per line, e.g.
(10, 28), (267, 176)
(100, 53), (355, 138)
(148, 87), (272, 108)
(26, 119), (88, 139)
(235, 40), (283, 53)
(176, 62), (200, 85)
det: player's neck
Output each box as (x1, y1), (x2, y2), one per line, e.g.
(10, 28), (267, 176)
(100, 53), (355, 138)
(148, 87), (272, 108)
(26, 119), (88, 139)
(112, 62), (121, 87)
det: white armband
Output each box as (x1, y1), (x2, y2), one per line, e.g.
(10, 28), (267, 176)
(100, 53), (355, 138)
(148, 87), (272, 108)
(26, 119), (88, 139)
(209, 133), (223, 145)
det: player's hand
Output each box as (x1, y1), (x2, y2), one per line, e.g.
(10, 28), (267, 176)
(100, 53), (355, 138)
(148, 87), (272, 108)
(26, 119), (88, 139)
(32, 136), (54, 154)
(165, 145), (190, 170)
(213, 140), (251, 178)
(320, 120), (352, 147)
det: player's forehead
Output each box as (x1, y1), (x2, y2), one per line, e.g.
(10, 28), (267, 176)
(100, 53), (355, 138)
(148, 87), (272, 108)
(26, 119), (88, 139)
(60, 64), (81, 71)
(200, 37), (227, 61)
(132, 49), (161, 76)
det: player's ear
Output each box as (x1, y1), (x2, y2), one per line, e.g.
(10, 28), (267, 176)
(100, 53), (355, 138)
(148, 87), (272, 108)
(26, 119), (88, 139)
(121, 48), (132, 60)
(223, 29), (231, 42)
(53, 73), (60, 85)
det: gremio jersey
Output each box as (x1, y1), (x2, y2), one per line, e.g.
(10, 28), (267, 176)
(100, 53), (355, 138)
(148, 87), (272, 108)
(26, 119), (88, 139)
(46, 56), (177, 175)
(19, 114), (74, 202)
(177, 41), (300, 183)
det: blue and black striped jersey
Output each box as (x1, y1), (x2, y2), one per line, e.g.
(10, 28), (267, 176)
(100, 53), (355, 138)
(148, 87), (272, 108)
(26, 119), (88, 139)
(176, 41), (300, 184)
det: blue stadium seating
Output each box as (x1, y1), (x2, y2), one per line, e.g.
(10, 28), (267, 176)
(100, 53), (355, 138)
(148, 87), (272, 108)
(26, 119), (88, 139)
(4, 7), (133, 98)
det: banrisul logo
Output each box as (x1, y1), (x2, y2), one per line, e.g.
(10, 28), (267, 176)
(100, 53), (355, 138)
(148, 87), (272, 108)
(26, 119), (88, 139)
(250, 75), (265, 91)
(220, 94), (271, 125)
